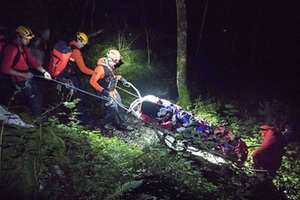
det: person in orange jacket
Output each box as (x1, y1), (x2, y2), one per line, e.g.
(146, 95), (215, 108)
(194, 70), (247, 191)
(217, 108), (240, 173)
(252, 124), (287, 177)
(90, 49), (134, 131)
(1, 25), (51, 116)
(58, 31), (93, 125)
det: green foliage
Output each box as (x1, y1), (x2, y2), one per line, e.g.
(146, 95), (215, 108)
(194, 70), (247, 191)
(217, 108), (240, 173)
(255, 99), (291, 126)
(105, 180), (143, 200)
(84, 41), (167, 86)
(1, 91), (300, 199)
(188, 92), (300, 199)
(0, 124), (69, 199)
(191, 94), (292, 141)
(192, 95), (221, 125)
(276, 143), (300, 199)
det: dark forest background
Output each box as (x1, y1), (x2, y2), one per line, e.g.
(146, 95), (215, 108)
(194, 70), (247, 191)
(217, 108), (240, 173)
(1, 0), (300, 117)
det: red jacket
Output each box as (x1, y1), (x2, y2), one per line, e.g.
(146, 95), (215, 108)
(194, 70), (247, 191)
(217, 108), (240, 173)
(1, 39), (40, 82)
(69, 40), (93, 76)
(252, 129), (286, 172)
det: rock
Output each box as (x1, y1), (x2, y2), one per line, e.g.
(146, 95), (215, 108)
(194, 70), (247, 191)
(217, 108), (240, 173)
(0, 105), (34, 127)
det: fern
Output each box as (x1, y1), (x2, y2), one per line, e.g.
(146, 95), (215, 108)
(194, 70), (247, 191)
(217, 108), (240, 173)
(105, 180), (143, 200)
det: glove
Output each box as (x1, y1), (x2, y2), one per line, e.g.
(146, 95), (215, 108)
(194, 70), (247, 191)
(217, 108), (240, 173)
(43, 71), (52, 80)
(120, 77), (130, 87)
(101, 90), (110, 97)
(120, 77), (127, 84)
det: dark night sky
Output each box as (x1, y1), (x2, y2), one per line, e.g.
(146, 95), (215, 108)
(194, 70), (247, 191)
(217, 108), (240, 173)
(1, 0), (300, 114)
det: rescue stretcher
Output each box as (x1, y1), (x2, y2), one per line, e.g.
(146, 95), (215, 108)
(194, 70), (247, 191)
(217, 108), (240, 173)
(127, 83), (249, 165)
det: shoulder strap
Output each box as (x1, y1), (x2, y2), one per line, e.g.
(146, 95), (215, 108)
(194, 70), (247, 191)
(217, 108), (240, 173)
(70, 44), (79, 50)
(68, 44), (79, 62)
(9, 42), (22, 69)
(69, 45), (79, 59)
(63, 44), (80, 73)
(103, 65), (116, 78)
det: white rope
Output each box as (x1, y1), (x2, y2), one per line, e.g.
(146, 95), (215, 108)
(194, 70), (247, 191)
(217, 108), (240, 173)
(114, 82), (142, 113)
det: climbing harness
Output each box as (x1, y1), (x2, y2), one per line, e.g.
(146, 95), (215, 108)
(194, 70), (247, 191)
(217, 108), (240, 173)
(58, 78), (75, 101)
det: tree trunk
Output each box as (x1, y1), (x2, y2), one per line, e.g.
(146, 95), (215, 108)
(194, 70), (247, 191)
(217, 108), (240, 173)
(81, 0), (88, 28)
(176, 0), (191, 108)
(196, 0), (209, 59)
(90, 0), (95, 31)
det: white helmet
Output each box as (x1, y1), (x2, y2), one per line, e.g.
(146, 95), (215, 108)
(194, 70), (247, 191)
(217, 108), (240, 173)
(106, 49), (122, 64)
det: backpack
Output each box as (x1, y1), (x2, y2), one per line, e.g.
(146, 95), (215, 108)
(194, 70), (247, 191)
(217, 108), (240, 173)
(0, 34), (7, 63)
(48, 40), (77, 80)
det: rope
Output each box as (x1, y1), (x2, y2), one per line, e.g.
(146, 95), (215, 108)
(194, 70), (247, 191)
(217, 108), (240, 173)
(114, 82), (142, 113)
(61, 79), (75, 101)
(33, 75), (142, 113)
(33, 75), (110, 101)
(116, 85), (139, 98)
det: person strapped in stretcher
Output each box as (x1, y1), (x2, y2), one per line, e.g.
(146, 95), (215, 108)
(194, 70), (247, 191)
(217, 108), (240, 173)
(137, 95), (248, 163)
